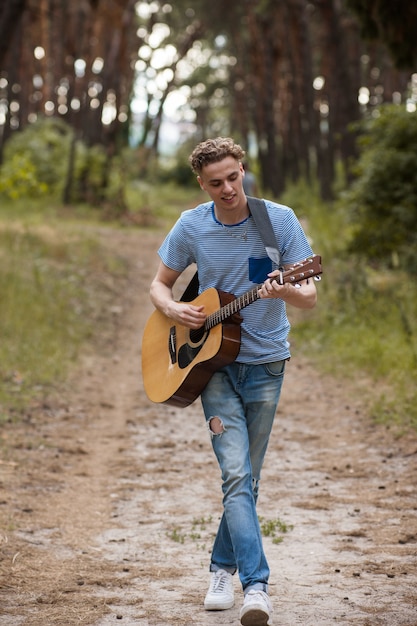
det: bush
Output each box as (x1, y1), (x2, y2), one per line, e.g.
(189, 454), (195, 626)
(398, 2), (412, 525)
(0, 117), (127, 208)
(346, 106), (417, 273)
(0, 117), (73, 198)
(0, 153), (49, 199)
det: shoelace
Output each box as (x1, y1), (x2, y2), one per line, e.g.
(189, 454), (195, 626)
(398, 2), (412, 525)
(211, 571), (229, 593)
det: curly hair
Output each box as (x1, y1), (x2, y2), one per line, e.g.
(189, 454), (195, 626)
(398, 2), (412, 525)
(189, 137), (246, 174)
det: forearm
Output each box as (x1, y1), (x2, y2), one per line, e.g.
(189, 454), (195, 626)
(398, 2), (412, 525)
(278, 280), (317, 309)
(150, 277), (206, 328)
(150, 279), (175, 316)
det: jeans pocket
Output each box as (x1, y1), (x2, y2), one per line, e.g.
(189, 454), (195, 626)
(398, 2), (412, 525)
(263, 359), (286, 377)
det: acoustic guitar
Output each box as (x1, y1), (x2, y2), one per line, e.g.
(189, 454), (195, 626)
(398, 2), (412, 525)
(142, 255), (322, 408)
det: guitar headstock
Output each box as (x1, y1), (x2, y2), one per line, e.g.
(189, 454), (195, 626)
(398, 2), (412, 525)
(282, 255), (322, 284)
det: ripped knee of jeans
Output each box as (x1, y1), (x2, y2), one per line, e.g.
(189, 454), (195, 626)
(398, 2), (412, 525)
(208, 416), (225, 436)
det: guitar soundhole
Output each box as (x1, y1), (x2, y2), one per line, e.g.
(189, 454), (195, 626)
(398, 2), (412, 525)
(178, 327), (208, 369)
(189, 327), (206, 345)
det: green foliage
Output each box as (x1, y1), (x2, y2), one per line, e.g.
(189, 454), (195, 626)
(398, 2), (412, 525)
(72, 142), (106, 198)
(167, 528), (186, 544)
(258, 516), (293, 544)
(346, 106), (417, 274)
(288, 181), (417, 432)
(125, 179), (206, 229)
(191, 515), (212, 531)
(304, 270), (417, 430)
(0, 118), (129, 208)
(158, 156), (196, 187)
(0, 117), (73, 199)
(0, 153), (49, 199)
(281, 177), (351, 261)
(166, 515), (213, 550)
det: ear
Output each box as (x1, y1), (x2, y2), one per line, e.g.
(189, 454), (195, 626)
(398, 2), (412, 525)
(197, 175), (206, 191)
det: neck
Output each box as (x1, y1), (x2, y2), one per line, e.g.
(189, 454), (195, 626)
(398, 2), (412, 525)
(214, 202), (249, 225)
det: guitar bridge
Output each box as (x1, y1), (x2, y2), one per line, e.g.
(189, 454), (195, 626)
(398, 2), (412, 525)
(168, 326), (177, 364)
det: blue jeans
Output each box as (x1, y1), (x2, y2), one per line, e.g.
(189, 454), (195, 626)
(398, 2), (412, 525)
(201, 360), (286, 594)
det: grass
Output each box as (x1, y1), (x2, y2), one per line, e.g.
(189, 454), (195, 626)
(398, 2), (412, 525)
(258, 516), (294, 544)
(281, 179), (417, 432)
(166, 515), (293, 546)
(0, 206), (128, 421)
(294, 282), (417, 429)
(166, 516), (213, 549)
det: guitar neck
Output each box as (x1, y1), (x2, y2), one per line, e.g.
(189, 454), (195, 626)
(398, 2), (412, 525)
(205, 286), (259, 330)
(204, 255), (322, 330)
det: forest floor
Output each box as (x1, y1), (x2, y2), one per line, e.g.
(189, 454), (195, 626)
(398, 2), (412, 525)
(0, 227), (416, 626)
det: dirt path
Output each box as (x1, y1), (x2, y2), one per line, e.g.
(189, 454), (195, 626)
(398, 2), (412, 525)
(1, 229), (416, 626)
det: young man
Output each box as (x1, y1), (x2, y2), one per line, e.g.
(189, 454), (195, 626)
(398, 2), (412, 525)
(149, 137), (317, 626)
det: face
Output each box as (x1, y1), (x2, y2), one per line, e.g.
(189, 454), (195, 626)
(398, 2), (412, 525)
(197, 156), (246, 218)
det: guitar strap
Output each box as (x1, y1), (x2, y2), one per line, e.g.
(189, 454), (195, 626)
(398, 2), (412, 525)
(180, 196), (280, 302)
(246, 196), (281, 266)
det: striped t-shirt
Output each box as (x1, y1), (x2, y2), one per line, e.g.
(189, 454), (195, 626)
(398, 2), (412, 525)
(158, 199), (313, 363)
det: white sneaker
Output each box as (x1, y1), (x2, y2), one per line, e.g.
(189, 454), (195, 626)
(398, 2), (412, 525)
(204, 569), (234, 610)
(240, 589), (272, 626)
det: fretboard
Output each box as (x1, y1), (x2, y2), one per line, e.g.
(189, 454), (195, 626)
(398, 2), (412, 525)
(205, 286), (260, 330)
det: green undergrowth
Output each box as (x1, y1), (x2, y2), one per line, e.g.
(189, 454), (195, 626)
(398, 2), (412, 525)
(282, 180), (417, 432)
(125, 180), (206, 228)
(292, 274), (417, 430)
(0, 210), (128, 422)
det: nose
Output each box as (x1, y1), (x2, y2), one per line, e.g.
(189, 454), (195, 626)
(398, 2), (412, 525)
(222, 179), (233, 193)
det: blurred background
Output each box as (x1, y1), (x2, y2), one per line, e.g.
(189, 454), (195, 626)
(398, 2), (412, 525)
(0, 0), (416, 429)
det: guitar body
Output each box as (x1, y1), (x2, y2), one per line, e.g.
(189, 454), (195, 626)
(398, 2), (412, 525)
(141, 288), (242, 408)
